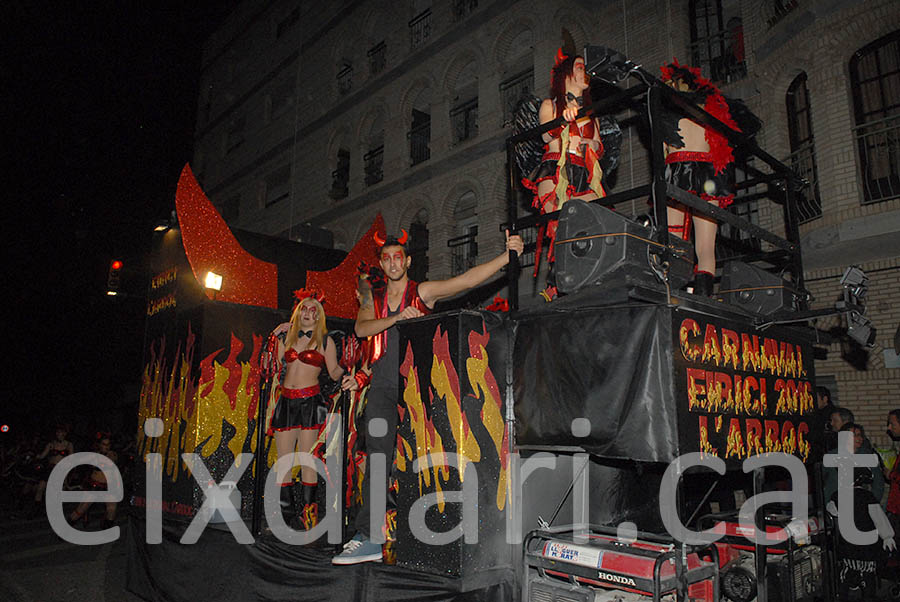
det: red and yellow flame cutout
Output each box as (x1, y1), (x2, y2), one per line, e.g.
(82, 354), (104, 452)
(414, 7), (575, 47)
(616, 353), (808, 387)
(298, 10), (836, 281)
(466, 327), (509, 511)
(137, 329), (277, 483)
(699, 419), (717, 456)
(725, 419), (746, 459)
(399, 340), (451, 510)
(687, 370), (704, 411)
(680, 320), (701, 362)
(702, 324), (722, 366)
(396, 324), (510, 512)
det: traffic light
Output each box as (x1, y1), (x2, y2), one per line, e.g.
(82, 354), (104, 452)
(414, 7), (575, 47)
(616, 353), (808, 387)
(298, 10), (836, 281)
(107, 259), (122, 295)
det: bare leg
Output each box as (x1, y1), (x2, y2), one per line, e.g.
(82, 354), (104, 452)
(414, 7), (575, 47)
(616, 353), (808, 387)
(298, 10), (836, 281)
(667, 206), (688, 239)
(105, 502), (117, 521)
(298, 429), (319, 485)
(34, 480), (47, 502)
(273, 430), (301, 484)
(693, 205), (718, 275)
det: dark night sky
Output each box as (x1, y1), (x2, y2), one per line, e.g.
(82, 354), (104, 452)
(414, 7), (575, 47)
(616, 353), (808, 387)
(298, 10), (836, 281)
(7, 2), (236, 428)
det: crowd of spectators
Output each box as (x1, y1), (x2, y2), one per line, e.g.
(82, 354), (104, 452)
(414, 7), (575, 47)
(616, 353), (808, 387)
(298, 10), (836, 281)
(0, 422), (136, 527)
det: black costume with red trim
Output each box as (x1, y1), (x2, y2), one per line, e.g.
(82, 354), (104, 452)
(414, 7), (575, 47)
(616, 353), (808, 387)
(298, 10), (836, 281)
(355, 280), (431, 538)
(522, 119), (601, 208)
(270, 345), (330, 432)
(658, 60), (746, 240)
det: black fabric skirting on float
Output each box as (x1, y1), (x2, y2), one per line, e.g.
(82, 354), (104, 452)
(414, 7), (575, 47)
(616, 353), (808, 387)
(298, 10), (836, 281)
(270, 390), (328, 431)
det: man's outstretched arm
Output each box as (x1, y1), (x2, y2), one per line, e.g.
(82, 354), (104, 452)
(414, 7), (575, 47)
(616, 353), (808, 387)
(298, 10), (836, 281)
(419, 233), (523, 307)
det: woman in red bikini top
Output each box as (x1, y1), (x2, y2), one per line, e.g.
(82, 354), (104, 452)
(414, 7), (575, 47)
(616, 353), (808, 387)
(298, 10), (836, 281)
(272, 295), (347, 510)
(34, 425), (74, 508)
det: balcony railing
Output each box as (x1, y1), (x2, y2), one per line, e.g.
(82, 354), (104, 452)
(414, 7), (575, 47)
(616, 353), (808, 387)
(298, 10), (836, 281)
(364, 146), (384, 186)
(408, 122), (431, 165)
(337, 65), (353, 96)
(688, 28), (747, 85)
(329, 168), (349, 200)
(450, 98), (478, 144)
(409, 9), (431, 50)
(853, 114), (900, 204)
(448, 227), (478, 275)
(367, 41), (386, 76)
(785, 142), (822, 223)
(716, 162), (762, 260)
(451, 0), (478, 21)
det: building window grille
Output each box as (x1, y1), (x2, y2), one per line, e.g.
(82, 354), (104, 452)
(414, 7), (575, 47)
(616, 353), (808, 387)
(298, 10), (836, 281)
(265, 164), (292, 207)
(500, 68), (534, 127)
(364, 145), (384, 186)
(408, 109), (431, 165)
(716, 161), (761, 260)
(337, 63), (353, 96)
(688, 0), (746, 84)
(451, 0), (478, 21)
(450, 98), (478, 143)
(850, 30), (900, 204)
(785, 72), (822, 223)
(764, 0), (799, 28)
(409, 9), (431, 50)
(330, 149), (350, 200)
(408, 219), (429, 282)
(368, 41), (386, 76)
(448, 226), (478, 276)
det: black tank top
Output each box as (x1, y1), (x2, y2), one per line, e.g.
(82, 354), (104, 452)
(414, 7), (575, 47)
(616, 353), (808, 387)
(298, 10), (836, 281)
(372, 304), (402, 388)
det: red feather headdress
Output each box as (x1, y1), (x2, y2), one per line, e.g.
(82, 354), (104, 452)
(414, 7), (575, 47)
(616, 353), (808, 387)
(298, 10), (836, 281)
(293, 287), (326, 304)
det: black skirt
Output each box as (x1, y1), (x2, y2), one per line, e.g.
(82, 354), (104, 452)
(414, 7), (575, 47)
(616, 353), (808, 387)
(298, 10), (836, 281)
(271, 386), (328, 431)
(665, 151), (735, 207)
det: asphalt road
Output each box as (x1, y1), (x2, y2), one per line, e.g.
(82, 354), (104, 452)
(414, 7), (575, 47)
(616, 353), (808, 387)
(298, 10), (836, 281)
(0, 507), (144, 602)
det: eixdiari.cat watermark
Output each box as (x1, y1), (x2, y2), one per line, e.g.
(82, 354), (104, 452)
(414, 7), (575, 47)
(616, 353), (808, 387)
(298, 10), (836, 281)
(44, 418), (891, 548)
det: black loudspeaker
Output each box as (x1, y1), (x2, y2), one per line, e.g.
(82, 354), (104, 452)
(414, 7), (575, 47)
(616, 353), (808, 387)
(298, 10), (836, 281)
(554, 199), (693, 293)
(719, 261), (799, 316)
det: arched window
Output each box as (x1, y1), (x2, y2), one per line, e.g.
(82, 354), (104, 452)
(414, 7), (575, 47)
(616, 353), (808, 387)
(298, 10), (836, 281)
(408, 209), (430, 282)
(364, 114), (385, 186)
(500, 30), (534, 127)
(450, 61), (478, 144)
(849, 30), (900, 204)
(409, 88), (431, 165)
(330, 148), (350, 200)
(449, 191), (478, 275)
(785, 72), (821, 222)
(409, 0), (432, 50)
(688, 0), (746, 83)
(337, 60), (353, 96)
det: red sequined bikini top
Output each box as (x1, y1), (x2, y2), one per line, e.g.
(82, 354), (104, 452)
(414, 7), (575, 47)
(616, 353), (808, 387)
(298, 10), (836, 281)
(284, 347), (326, 368)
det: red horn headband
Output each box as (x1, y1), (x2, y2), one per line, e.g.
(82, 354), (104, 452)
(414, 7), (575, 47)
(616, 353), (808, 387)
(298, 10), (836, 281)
(555, 47), (568, 66)
(293, 287), (326, 304)
(373, 229), (408, 246)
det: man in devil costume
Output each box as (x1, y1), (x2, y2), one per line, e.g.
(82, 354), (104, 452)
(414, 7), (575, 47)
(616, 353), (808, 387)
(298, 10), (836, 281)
(333, 228), (523, 564)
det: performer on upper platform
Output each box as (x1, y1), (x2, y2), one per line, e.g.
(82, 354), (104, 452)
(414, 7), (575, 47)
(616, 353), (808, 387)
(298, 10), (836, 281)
(658, 59), (756, 296)
(271, 291), (355, 529)
(519, 32), (620, 299)
(332, 228), (523, 565)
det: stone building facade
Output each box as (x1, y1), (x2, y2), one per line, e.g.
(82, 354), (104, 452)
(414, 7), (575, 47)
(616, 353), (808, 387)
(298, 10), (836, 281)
(193, 0), (899, 445)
